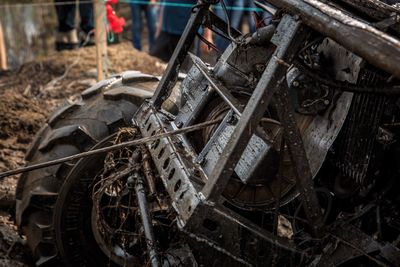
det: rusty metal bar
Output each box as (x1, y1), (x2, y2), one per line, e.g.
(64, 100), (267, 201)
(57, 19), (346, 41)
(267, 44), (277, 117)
(266, 0), (400, 78)
(275, 82), (323, 229)
(204, 10), (242, 38)
(201, 15), (309, 201)
(189, 53), (244, 116)
(151, 1), (209, 107)
(133, 171), (160, 267)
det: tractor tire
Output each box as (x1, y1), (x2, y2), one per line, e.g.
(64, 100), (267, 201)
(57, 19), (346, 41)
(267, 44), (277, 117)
(15, 71), (159, 266)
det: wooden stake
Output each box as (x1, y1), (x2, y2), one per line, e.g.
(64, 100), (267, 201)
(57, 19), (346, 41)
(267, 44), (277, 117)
(0, 22), (8, 70)
(94, 0), (107, 81)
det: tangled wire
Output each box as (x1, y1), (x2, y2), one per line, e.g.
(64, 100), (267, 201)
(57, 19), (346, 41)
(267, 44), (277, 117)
(91, 128), (145, 262)
(90, 127), (188, 266)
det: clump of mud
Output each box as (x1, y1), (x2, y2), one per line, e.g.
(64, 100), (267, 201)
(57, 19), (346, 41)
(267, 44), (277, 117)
(0, 42), (164, 266)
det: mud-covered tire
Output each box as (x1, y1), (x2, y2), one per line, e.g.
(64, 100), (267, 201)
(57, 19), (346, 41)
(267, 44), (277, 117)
(15, 71), (159, 266)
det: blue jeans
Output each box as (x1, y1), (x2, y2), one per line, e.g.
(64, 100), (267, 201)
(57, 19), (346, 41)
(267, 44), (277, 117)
(130, 3), (156, 51)
(55, 0), (94, 33)
(230, 0), (256, 31)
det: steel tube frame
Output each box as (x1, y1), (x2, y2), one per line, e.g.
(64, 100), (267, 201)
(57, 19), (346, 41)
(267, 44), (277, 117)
(134, 172), (160, 267)
(148, 5), (323, 228)
(143, 2), (325, 260)
(151, 2), (210, 107)
(151, 1), (242, 108)
(198, 14), (323, 228)
(204, 10), (242, 38)
(189, 53), (244, 116)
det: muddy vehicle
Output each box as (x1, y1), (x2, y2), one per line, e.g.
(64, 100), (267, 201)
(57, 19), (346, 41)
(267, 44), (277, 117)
(10, 0), (400, 266)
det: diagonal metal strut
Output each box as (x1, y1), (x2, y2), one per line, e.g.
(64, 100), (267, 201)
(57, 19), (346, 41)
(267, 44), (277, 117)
(200, 15), (323, 228)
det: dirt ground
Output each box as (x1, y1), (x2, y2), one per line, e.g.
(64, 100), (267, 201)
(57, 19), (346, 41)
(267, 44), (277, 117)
(0, 42), (164, 266)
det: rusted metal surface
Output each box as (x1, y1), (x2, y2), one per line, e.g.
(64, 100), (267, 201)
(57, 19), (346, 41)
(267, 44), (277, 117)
(267, 0), (400, 78)
(151, 3), (210, 107)
(201, 15), (309, 201)
(336, 0), (400, 34)
(10, 0), (400, 266)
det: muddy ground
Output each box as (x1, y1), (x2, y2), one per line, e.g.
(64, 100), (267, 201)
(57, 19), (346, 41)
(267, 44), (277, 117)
(0, 42), (164, 266)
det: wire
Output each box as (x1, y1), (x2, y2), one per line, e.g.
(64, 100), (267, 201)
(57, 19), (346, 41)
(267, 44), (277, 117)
(197, 32), (220, 53)
(0, 1), (92, 8)
(0, 0), (263, 12)
(0, 118), (223, 179)
(219, 0), (238, 44)
(295, 61), (400, 95)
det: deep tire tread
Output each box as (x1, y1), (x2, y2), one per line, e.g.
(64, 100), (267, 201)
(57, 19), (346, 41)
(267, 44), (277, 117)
(16, 73), (158, 266)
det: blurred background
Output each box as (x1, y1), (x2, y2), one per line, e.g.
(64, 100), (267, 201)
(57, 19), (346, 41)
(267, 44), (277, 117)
(0, 0), (137, 69)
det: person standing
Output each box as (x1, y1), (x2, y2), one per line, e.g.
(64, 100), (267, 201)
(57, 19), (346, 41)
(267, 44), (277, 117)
(150, 0), (193, 61)
(150, 0), (213, 62)
(54, 0), (94, 51)
(214, 0), (271, 51)
(214, 0), (256, 51)
(129, 0), (157, 51)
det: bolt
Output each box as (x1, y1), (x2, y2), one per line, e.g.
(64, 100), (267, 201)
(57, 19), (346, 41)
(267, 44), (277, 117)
(176, 121), (183, 128)
(255, 63), (266, 73)
(292, 80), (299, 87)
(196, 157), (206, 166)
(227, 115), (237, 124)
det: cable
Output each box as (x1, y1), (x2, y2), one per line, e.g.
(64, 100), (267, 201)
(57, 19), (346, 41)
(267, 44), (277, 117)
(220, 0), (238, 44)
(197, 32), (220, 53)
(0, 118), (222, 179)
(295, 61), (400, 95)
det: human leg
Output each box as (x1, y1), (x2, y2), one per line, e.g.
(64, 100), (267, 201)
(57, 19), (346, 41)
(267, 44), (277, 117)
(79, 0), (94, 34)
(230, 0), (244, 30)
(214, 0), (234, 51)
(55, 0), (76, 32)
(150, 31), (180, 62)
(55, 0), (78, 50)
(130, 3), (143, 50)
(145, 6), (157, 51)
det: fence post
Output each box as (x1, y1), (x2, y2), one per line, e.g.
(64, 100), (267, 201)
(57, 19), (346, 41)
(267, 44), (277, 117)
(0, 22), (7, 70)
(94, 0), (108, 81)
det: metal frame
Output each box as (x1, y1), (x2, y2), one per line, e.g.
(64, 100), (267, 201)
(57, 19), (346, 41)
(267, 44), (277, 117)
(135, 2), (322, 262)
(135, 0), (400, 264)
(151, 2), (242, 107)
(266, 0), (400, 78)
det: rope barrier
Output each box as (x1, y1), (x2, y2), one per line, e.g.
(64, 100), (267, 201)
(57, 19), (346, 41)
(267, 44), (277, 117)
(0, 0), (265, 12)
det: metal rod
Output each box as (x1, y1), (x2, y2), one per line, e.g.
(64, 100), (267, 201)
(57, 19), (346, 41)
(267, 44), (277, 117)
(201, 15), (308, 201)
(205, 10), (242, 38)
(275, 79), (324, 230)
(141, 146), (157, 197)
(189, 53), (276, 146)
(151, 1), (209, 107)
(133, 171), (160, 267)
(0, 22), (7, 70)
(189, 53), (244, 116)
(0, 118), (222, 179)
(213, 206), (301, 254)
(254, 0), (278, 15)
